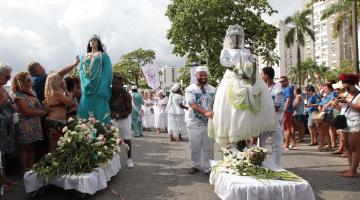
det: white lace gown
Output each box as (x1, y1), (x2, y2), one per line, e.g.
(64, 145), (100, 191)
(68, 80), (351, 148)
(154, 98), (168, 129)
(142, 99), (155, 128)
(167, 93), (187, 136)
(209, 48), (276, 144)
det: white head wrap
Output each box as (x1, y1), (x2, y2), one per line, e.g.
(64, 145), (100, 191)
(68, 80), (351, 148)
(332, 81), (344, 90)
(132, 86), (138, 90)
(170, 83), (181, 93)
(223, 24), (245, 49)
(195, 66), (209, 74)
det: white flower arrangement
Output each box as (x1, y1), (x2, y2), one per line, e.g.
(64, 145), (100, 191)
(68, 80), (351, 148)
(212, 146), (302, 181)
(33, 115), (122, 178)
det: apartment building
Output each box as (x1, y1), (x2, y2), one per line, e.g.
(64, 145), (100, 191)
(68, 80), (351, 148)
(303, 0), (352, 68)
(160, 65), (179, 89)
(258, 20), (298, 79)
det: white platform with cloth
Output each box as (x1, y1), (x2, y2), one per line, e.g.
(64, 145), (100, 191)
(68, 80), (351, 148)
(24, 154), (121, 195)
(210, 160), (315, 200)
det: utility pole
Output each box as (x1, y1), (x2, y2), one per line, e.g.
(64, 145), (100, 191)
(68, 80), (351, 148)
(352, 0), (359, 74)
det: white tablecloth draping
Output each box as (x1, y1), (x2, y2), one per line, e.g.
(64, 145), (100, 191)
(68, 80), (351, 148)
(24, 154), (121, 195)
(210, 160), (315, 200)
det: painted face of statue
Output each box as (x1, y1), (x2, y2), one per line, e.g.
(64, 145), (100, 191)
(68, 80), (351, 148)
(90, 38), (99, 49)
(224, 24), (244, 49)
(229, 35), (241, 49)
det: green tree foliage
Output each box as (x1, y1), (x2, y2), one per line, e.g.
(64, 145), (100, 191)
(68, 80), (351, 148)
(166, 0), (278, 86)
(323, 60), (353, 81)
(289, 58), (353, 86)
(285, 9), (315, 89)
(263, 51), (280, 67)
(113, 48), (155, 87)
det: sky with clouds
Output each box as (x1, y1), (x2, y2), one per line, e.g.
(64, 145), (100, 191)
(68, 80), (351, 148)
(0, 0), (302, 75)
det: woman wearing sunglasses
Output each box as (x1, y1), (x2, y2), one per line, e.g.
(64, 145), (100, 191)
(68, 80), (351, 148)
(0, 63), (17, 195)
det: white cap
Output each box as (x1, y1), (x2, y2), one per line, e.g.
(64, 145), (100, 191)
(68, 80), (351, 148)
(132, 86), (138, 90)
(195, 66), (209, 73)
(332, 81), (344, 90)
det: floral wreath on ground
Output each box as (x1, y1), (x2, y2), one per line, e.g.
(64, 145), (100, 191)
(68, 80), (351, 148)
(211, 146), (302, 181)
(33, 115), (122, 180)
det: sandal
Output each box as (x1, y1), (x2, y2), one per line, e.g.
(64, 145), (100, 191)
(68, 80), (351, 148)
(318, 146), (333, 152)
(331, 151), (344, 155)
(308, 143), (318, 146)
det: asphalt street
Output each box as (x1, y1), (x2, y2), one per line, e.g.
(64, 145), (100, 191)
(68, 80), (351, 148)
(4, 131), (360, 200)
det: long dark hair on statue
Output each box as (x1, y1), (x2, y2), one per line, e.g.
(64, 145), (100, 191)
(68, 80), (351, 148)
(87, 37), (105, 53)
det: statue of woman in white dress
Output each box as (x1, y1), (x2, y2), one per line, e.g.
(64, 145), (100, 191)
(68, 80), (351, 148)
(209, 24), (276, 146)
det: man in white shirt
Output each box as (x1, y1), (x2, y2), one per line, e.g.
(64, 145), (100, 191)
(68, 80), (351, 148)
(259, 67), (284, 166)
(185, 66), (216, 175)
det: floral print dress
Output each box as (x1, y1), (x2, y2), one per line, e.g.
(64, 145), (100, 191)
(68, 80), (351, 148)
(0, 91), (16, 155)
(14, 91), (43, 144)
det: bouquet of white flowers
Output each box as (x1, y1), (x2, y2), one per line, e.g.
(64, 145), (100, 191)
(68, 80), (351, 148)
(212, 147), (302, 181)
(33, 116), (121, 179)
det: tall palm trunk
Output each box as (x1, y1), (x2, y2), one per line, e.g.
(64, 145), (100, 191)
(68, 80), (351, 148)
(311, 0), (315, 61)
(297, 43), (302, 89)
(352, 0), (359, 74)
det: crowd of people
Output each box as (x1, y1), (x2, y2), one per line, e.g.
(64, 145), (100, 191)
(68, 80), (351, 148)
(1, 28), (360, 199)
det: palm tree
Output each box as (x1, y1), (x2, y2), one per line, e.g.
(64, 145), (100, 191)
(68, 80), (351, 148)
(321, 0), (353, 37)
(321, 0), (359, 74)
(285, 9), (315, 89)
(263, 51), (280, 67)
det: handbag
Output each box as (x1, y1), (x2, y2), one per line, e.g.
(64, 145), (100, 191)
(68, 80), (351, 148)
(332, 92), (360, 130)
(312, 111), (325, 124)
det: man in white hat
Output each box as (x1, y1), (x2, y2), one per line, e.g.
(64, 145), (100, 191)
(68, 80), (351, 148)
(184, 66), (216, 175)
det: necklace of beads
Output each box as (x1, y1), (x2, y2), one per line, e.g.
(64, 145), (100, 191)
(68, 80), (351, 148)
(82, 52), (103, 81)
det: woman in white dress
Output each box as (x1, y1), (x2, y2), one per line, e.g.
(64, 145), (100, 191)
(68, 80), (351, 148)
(142, 90), (155, 131)
(154, 90), (168, 134)
(209, 24), (276, 146)
(167, 83), (187, 141)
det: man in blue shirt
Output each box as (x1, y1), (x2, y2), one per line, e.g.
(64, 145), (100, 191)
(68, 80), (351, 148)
(279, 76), (296, 150)
(27, 57), (79, 102)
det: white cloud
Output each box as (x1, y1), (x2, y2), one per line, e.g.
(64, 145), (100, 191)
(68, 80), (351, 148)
(0, 0), (184, 75)
(264, 0), (303, 24)
(0, 0), (301, 75)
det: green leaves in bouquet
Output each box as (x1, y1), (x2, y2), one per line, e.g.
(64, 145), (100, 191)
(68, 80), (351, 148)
(33, 117), (121, 180)
(213, 147), (302, 182)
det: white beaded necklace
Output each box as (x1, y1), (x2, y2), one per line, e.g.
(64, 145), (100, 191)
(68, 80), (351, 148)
(82, 52), (103, 81)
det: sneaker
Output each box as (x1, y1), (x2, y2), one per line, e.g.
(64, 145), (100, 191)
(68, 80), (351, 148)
(127, 159), (134, 168)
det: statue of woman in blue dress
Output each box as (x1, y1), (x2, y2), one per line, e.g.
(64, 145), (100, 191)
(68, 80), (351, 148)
(78, 34), (112, 123)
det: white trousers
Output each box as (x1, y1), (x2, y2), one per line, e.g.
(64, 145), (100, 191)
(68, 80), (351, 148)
(187, 124), (214, 173)
(259, 112), (283, 167)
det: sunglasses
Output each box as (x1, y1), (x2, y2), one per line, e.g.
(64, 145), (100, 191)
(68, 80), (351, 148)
(279, 80), (287, 83)
(0, 73), (11, 80)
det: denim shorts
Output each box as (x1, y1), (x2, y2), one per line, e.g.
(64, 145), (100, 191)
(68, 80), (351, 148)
(307, 114), (314, 127)
(323, 110), (334, 123)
